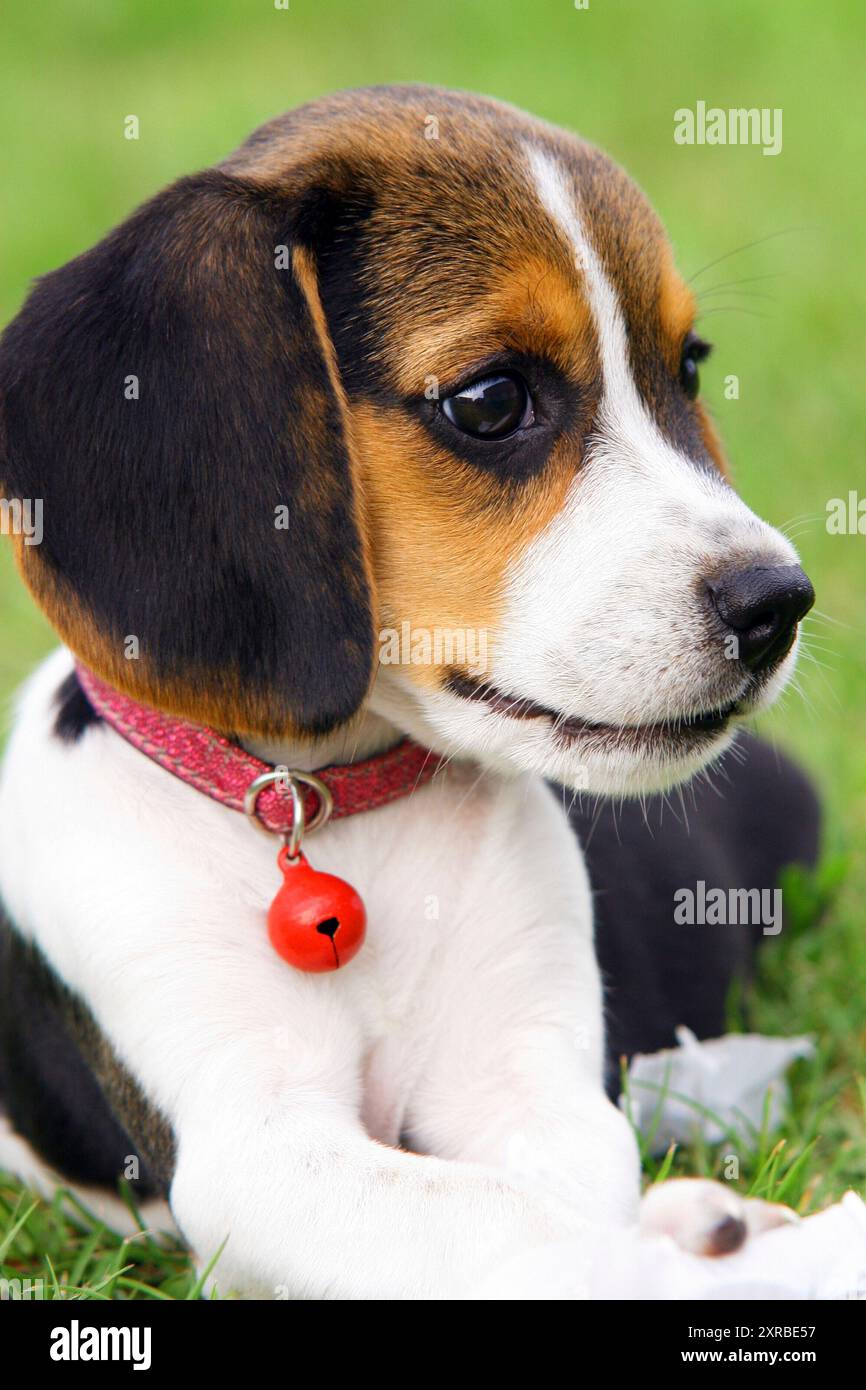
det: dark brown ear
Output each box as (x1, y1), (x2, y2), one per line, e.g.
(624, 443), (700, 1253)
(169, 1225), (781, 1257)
(0, 169), (375, 738)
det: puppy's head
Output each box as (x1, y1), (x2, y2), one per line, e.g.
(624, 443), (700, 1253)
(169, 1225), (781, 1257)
(0, 86), (813, 792)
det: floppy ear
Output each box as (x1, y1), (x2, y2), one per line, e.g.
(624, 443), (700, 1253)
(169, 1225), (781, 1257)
(0, 169), (375, 738)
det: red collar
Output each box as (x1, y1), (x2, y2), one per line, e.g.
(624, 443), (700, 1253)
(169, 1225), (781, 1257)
(76, 665), (439, 835)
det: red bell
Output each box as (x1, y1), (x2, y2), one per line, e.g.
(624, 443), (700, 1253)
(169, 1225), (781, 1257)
(267, 846), (366, 972)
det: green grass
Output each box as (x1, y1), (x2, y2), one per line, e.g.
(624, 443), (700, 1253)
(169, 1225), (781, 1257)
(0, 1181), (211, 1300)
(1, 0), (864, 1297)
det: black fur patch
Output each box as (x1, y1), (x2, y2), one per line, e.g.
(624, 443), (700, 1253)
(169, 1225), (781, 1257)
(0, 170), (374, 737)
(0, 911), (174, 1197)
(53, 670), (102, 745)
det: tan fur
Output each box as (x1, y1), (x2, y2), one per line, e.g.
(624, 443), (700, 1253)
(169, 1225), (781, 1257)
(351, 403), (580, 687)
(394, 256), (599, 396)
(657, 248), (698, 369)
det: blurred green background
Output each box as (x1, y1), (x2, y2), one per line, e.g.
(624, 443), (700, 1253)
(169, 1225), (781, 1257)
(1, 4), (864, 1016)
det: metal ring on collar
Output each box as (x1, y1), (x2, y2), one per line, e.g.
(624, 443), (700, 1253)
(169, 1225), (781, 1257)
(243, 768), (334, 859)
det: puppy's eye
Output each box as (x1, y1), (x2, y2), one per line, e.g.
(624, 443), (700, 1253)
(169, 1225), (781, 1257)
(679, 333), (711, 401)
(441, 373), (533, 439)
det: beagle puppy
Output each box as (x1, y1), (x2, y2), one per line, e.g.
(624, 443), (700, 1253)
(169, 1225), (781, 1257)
(0, 86), (818, 1299)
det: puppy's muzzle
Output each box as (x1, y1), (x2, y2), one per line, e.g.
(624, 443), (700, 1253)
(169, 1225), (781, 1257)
(706, 564), (815, 673)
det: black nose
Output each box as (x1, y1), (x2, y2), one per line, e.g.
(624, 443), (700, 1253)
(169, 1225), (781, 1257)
(707, 564), (814, 672)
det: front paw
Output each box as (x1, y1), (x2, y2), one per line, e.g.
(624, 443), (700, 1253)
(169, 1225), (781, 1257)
(640, 1177), (798, 1257)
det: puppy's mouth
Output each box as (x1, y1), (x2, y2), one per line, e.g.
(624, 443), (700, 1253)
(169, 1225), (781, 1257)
(446, 672), (743, 752)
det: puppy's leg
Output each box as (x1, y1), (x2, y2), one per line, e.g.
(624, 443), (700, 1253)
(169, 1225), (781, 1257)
(397, 778), (641, 1229)
(172, 1103), (595, 1299)
(401, 910), (641, 1230)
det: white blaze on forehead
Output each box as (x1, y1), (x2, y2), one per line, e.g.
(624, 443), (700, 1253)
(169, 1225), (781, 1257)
(522, 142), (774, 516)
(525, 143), (687, 471)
